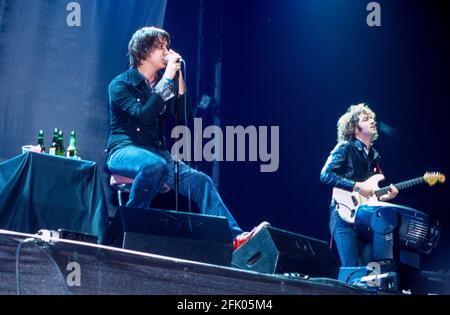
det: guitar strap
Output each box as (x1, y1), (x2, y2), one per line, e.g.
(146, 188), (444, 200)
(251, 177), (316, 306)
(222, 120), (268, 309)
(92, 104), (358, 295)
(329, 216), (335, 250)
(329, 201), (337, 250)
(375, 162), (383, 175)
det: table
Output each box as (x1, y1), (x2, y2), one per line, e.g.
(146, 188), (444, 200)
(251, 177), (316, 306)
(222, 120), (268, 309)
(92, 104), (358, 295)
(0, 152), (109, 243)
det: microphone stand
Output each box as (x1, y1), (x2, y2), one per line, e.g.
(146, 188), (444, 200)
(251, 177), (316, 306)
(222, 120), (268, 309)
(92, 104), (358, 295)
(173, 71), (180, 211)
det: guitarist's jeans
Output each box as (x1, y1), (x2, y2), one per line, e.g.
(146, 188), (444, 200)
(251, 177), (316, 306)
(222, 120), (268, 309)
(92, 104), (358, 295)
(108, 145), (244, 238)
(330, 208), (373, 267)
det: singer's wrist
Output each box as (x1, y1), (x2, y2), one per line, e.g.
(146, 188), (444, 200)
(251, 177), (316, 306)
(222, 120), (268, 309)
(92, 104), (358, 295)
(161, 76), (174, 84)
(154, 77), (175, 101)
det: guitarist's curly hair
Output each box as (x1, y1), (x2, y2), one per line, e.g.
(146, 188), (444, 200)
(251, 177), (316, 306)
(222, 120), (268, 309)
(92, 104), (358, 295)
(337, 103), (378, 143)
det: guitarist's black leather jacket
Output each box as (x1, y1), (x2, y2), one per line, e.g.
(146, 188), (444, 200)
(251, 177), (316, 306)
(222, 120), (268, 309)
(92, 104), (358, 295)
(320, 138), (381, 192)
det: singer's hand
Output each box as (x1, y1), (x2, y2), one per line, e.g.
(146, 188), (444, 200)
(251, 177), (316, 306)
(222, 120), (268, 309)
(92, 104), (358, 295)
(163, 49), (182, 80)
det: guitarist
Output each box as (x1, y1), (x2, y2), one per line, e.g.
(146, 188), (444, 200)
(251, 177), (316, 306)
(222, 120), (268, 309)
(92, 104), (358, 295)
(320, 103), (398, 267)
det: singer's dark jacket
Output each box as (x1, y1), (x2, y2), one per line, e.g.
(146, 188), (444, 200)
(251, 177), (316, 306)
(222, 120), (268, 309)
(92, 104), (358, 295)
(320, 138), (381, 193)
(106, 67), (191, 156)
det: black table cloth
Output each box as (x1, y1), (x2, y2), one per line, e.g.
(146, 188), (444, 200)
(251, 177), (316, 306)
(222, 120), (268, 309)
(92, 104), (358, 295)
(0, 152), (109, 243)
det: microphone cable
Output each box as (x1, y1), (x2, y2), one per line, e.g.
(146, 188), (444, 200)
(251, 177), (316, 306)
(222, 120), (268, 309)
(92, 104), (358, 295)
(180, 60), (193, 213)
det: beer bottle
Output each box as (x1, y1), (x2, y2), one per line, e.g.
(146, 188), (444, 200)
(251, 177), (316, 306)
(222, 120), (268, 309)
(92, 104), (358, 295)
(66, 130), (78, 158)
(57, 130), (65, 156)
(49, 128), (59, 155)
(37, 130), (45, 153)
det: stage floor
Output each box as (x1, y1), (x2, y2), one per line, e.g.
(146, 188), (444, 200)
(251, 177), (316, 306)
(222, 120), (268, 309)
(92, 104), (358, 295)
(0, 229), (382, 295)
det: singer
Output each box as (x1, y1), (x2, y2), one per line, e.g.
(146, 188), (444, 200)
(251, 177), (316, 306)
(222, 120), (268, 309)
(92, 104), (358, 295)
(105, 26), (268, 248)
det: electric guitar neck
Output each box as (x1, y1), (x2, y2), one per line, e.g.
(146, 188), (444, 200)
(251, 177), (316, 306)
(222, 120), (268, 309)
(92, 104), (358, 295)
(332, 172), (445, 224)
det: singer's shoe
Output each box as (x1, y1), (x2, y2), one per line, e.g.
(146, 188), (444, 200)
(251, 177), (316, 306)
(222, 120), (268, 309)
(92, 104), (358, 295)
(233, 221), (271, 251)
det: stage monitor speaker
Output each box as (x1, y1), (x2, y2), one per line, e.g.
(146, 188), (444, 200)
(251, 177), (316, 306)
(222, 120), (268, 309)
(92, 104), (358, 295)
(120, 206), (233, 266)
(232, 226), (339, 278)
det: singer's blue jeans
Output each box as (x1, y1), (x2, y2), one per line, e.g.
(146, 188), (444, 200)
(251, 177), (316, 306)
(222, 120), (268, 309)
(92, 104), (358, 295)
(107, 145), (243, 238)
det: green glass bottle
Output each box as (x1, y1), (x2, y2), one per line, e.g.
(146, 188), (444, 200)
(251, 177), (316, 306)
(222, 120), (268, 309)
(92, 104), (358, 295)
(66, 130), (78, 158)
(49, 128), (59, 155)
(57, 130), (65, 156)
(37, 130), (45, 153)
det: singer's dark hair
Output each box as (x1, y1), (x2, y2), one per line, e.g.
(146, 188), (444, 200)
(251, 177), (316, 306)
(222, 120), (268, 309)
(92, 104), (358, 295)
(128, 26), (170, 68)
(337, 103), (378, 143)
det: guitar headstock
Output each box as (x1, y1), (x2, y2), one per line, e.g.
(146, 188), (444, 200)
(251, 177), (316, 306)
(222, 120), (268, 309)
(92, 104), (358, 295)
(423, 172), (446, 186)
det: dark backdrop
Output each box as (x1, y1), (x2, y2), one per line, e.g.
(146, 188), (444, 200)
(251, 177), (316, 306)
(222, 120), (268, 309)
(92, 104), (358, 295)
(217, 0), (450, 271)
(0, 0), (167, 217)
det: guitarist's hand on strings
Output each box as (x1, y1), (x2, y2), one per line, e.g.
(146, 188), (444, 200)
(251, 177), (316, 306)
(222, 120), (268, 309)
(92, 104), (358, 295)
(378, 184), (398, 201)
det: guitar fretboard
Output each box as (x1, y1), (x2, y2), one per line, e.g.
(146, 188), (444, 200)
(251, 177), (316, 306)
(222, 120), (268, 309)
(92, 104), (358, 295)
(375, 177), (424, 197)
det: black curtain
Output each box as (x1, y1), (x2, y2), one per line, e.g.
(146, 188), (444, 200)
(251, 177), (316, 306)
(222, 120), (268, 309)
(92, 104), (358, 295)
(0, 0), (167, 215)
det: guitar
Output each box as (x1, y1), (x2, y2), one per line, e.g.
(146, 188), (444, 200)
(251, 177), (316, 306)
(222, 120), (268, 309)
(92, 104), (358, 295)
(332, 172), (446, 223)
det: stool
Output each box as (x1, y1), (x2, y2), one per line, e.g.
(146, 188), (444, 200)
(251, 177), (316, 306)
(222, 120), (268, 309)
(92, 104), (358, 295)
(110, 174), (170, 207)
